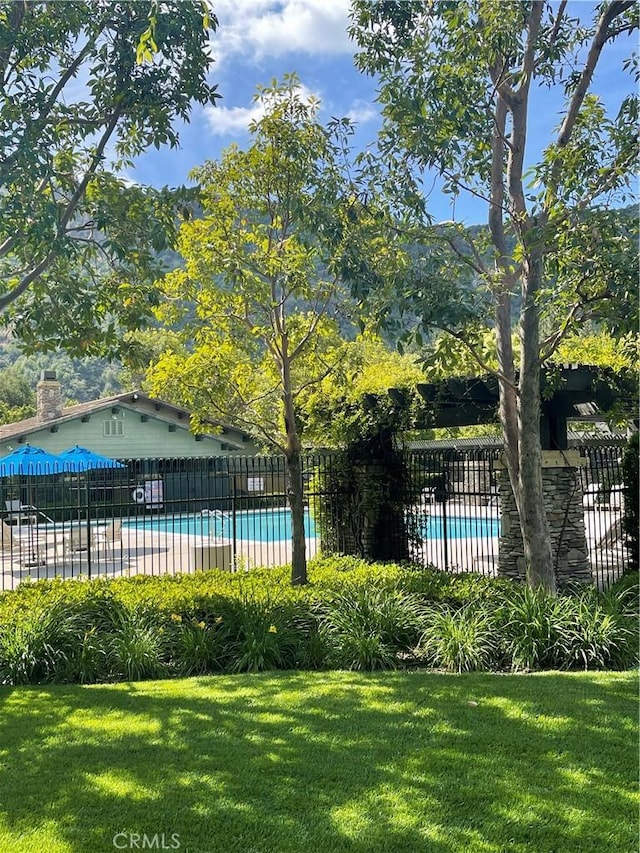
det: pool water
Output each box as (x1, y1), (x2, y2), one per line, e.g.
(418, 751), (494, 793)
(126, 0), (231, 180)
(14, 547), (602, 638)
(422, 513), (499, 540)
(125, 509), (317, 543)
(125, 508), (498, 543)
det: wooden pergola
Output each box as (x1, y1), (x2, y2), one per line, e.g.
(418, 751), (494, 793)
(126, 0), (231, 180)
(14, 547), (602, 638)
(372, 365), (635, 449)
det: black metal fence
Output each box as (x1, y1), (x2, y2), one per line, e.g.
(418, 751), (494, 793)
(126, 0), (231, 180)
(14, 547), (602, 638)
(0, 444), (630, 592)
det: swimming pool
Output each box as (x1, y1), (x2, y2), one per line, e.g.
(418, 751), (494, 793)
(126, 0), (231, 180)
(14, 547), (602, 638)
(125, 509), (317, 543)
(422, 512), (499, 540)
(124, 508), (498, 543)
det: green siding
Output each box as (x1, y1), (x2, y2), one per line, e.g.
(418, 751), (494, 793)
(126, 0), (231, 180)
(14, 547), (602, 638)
(0, 413), (255, 459)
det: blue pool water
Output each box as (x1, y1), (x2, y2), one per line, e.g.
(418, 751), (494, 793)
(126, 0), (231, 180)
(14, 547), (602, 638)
(125, 509), (498, 543)
(423, 513), (499, 540)
(125, 509), (317, 543)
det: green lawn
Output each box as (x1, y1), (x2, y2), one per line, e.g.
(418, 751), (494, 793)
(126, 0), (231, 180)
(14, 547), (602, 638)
(0, 671), (637, 853)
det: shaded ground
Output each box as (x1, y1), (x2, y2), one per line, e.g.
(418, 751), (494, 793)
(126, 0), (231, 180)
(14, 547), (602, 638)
(0, 670), (637, 853)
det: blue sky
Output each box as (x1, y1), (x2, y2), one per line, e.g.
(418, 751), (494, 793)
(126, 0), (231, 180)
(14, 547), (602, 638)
(131, 1), (636, 226)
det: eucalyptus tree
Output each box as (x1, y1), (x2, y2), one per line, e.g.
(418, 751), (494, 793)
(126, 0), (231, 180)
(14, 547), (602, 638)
(350, 1), (638, 592)
(147, 76), (363, 586)
(0, 0), (219, 355)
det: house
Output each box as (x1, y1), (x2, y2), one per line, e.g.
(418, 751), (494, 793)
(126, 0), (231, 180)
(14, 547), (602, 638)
(0, 371), (260, 459)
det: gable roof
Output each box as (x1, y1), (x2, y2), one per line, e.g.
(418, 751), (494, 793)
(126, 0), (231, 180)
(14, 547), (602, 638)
(0, 390), (253, 451)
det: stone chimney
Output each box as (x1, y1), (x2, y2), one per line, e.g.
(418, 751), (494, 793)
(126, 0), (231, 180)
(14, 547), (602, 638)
(36, 370), (63, 423)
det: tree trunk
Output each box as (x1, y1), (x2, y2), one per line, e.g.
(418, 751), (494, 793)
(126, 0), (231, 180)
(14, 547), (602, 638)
(281, 359), (307, 584)
(517, 253), (556, 592)
(286, 442), (308, 585)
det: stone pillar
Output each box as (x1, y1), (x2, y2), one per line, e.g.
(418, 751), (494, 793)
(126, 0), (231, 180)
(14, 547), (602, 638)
(494, 451), (592, 589)
(36, 370), (63, 423)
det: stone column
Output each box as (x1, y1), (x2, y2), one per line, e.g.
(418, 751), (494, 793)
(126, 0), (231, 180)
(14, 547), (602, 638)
(494, 451), (592, 589)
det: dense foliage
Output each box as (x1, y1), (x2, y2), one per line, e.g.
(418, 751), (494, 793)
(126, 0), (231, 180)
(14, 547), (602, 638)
(0, 0), (219, 356)
(0, 558), (636, 684)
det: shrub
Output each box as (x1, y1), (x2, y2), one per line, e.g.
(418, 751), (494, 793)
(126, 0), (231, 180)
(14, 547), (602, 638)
(224, 594), (308, 674)
(417, 602), (502, 673)
(499, 585), (571, 671)
(0, 609), (70, 684)
(0, 557), (637, 683)
(169, 616), (230, 676)
(320, 584), (424, 670)
(560, 588), (638, 670)
(604, 570), (639, 617)
(107, 608), (168, 681)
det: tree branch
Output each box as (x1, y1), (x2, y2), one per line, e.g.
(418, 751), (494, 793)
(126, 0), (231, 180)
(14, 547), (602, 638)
(441, 231), (488, 277)
(56, 105), (123, 234)
(539, 302), (584, 362)
(0, 35), (99, 180)
(0, 250), (56, 311)
(507, 3), (543, 222)
(548, 0), (568, 44)
(550, 2), (633, 187)
(435, 324), (519, 393)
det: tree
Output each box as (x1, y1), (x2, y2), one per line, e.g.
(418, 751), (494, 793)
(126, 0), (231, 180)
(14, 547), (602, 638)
(0, 362), (35, 422)
(147, 76), (361, 586)
(0, 0), (219, 355)
(350, 0), (638, 592)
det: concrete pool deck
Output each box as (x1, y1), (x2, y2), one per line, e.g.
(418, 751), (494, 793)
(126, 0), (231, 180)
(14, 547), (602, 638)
(0, 526), (320, 590)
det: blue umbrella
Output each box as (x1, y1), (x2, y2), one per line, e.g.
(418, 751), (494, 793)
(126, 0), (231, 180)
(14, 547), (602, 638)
(0, 445), (70, 476)
(58, 445), (125, 472)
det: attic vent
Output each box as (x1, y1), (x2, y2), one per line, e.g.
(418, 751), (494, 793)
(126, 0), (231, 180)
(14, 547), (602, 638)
(102, 420), (124, 437)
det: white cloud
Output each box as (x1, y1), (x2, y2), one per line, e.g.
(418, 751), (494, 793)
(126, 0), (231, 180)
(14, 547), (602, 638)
(205, 102), (265, 135)
(204, 81), (321, 136)
(346, 99), (378, 125)
(211, 0), (353, 65)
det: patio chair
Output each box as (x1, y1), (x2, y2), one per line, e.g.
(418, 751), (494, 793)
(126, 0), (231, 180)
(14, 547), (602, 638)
(92, 520), (123, 557)
(0, 520), (46, 568)
(4, 499), (37, 526)
(55, 526), (89, 561)
(595, 517), (624, 553)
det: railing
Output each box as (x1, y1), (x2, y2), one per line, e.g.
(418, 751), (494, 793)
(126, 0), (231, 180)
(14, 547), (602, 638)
(0, 445), (631, 591)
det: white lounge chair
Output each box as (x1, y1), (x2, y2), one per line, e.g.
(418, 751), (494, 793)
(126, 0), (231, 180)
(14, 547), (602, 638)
(608, 485), (624, 511)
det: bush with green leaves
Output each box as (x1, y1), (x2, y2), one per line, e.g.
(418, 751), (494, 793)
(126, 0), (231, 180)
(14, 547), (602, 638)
(224, 595), (309, 674)
(417, 602), (503, 673)
(319, 584), (424, 670)
(559, 588), (638, 671)
(498, 585), (572, 671)
(169, 615), (230, 676)
(0, 608), (72, 684)
(0, 557), (637, 684)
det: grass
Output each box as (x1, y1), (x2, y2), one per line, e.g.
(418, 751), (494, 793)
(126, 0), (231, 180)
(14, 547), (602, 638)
(0, 671), (637, 853)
